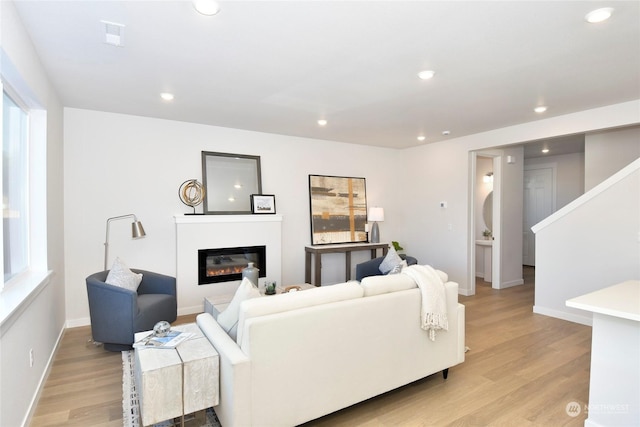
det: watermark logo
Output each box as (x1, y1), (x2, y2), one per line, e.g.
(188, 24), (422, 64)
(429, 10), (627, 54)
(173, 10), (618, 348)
(566, 401), (582, 417)
(565, 401), (630, 417)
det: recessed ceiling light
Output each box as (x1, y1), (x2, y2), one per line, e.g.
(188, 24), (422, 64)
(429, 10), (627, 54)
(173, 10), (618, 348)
(417, 135), (426, 141)
(193, 0), (221, 16)
(585, 7), (613, 23)
(160, 92), (174, 101)
(418, 70), (435, 80)
(317, 119), (328, 126)
(534, 106), (547, 113)
(541, 148), (550, 154)
(442, 130), (450, 136)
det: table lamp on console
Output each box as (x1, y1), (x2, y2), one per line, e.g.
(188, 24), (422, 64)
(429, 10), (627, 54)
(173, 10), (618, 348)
(368, 207), (384, 243)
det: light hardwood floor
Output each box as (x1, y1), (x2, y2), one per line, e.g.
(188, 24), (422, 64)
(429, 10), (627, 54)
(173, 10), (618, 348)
(30, 267), (591, 426)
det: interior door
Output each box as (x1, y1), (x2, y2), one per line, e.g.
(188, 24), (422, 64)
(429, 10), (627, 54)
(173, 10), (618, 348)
(523, 167), (554, 266)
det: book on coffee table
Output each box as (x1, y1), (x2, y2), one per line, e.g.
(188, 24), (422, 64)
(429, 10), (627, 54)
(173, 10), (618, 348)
(133, 330), (194, 349)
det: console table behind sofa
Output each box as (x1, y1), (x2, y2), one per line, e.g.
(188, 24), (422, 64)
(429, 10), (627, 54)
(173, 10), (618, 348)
(304, 242), (388, 286)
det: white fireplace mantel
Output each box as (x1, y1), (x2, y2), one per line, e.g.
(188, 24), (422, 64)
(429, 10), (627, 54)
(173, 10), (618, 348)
(174, 214), (283, 315)
(174, 214), (283, 224)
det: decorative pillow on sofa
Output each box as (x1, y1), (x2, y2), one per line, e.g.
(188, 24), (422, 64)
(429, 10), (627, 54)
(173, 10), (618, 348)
(217, 277), (262, 340)
(105, 257), (143, 292)
(379, 247), (403, 274)
(388, 260), (408, 275)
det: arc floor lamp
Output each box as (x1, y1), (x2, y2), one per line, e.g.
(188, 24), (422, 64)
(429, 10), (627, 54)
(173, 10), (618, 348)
(104, 214), (146, 270)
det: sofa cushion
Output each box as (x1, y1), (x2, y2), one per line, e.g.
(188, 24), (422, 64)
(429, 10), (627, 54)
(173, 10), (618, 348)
(236, 281), (364, 344)
(360, 273), (417, 297)
(105, 257), (143, 291)
(217, 277), (262, 340)
(378, 247), (403, 274)
(361, 265), (450, 297)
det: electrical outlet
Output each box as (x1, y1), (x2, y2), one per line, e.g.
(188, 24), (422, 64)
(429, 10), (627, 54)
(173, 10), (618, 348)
(29, 349), (34, 367)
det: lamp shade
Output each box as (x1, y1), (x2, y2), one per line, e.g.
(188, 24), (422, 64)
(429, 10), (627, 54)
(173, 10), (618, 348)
(368, 207), (384, 222)
(104, 214), (146, 270)
(132, 221), (146, 239)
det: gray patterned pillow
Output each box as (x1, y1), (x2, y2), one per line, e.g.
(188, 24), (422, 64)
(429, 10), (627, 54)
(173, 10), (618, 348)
(379, 247), (403, 274)
(105, 257), (143, 291)
(388, 260), (408, 275)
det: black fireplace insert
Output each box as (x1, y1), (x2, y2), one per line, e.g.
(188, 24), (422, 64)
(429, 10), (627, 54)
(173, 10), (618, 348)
(198, 245), (266, 285)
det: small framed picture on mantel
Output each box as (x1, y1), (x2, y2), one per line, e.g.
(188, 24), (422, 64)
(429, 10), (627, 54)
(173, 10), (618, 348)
(250, 194), (276, 214)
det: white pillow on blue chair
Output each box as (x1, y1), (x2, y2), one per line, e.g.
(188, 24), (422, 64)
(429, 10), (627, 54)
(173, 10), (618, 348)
(105, 257), (143, 292)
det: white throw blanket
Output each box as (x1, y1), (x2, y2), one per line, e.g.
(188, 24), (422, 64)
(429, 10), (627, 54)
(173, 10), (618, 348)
(401, 265), (448, 341)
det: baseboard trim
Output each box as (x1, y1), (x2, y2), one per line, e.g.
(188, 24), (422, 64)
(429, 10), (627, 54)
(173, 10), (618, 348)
(66, 317), (91, 328)
(24, 326), (65, 427)
(533, 305), (593, 326)
(458, 288), (474, 296)
(495, 279), (524, 289)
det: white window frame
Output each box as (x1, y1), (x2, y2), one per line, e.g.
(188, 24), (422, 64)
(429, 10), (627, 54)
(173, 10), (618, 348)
(0, 54), (49, 322)
(3, 87), (31, 283)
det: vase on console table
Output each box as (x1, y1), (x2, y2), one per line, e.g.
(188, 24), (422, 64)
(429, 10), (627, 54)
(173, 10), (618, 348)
(242, 262), (259, 287)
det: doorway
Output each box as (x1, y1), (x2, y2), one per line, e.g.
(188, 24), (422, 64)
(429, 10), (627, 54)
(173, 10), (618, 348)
(469, 151), (501, 295)
(523, 164), (556, 266)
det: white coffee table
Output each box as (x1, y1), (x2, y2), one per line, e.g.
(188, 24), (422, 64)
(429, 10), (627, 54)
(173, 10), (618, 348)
(134, 323), (219, 426)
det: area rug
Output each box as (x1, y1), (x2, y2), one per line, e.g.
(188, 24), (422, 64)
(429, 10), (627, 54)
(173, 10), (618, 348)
(122, 351), (221, 427)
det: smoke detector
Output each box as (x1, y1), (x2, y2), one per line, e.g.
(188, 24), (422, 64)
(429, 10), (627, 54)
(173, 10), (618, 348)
(101, 20), (125, 47)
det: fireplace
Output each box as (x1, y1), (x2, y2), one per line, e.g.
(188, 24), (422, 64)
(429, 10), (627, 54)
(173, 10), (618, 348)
(198, 245), (266, 285)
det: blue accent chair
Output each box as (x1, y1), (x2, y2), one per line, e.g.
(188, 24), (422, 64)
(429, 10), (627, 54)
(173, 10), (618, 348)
(86, 269), (177, 351)
(355, 254), (418, 281)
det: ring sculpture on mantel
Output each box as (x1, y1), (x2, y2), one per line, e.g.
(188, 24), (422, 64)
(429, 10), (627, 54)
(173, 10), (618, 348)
(179, 179), (206, 215)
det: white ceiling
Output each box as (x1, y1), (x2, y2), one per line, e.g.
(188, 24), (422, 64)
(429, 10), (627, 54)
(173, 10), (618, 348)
(11, 1), (640, 149)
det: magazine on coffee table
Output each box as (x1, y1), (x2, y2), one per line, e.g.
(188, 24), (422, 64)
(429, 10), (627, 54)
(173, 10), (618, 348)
(133, 330), (194, 349)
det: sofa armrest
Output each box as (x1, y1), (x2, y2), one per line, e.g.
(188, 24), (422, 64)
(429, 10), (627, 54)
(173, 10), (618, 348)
(86, 279), (137, 343)
(355, 257), (384, 281)
(197, 313), (252, 427)
(134, 270), (176, 296)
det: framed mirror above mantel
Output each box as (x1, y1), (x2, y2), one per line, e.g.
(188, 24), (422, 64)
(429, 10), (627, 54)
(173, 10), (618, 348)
(202, 151), (262, 215)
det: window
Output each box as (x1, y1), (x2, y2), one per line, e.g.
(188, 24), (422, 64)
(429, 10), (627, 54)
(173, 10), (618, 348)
(2, 91), (29, 282)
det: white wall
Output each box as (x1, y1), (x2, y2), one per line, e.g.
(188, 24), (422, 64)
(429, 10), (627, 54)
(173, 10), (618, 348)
(499, 146), (524, 288)
(473, 147), (524, 289)
(65, 102), (640, 320)
(474, 156), (493, 277)
(533, 161), (640, 325)
(585, 126), (640, 190)
(0, 2), (65, 426)
(475, 157), (493, 238)
(63, 108), (403, 325)
(400, 100), (640, 295)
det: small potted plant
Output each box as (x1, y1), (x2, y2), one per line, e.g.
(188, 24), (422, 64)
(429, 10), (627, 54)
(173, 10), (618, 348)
(482, 229), (492, 240)
(392, 241), (404, 254)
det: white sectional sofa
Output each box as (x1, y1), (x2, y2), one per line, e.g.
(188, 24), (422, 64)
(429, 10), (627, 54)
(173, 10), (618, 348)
(196, 271), (465, 427)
